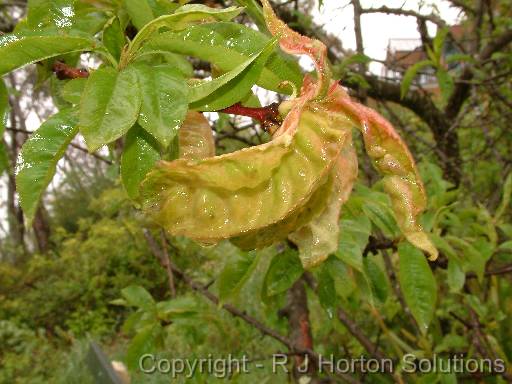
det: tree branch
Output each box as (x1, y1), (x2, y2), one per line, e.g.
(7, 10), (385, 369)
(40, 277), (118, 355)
(360, 6), (446, 27)
(445, 29), (512, 121)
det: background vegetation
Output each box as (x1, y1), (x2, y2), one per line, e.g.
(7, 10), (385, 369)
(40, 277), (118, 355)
(0, 0), (511, 383)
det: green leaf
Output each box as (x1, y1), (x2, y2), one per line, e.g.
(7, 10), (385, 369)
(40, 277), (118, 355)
(263, 249), (303, 297)
(447, 259), (465, 293)
(398, 242), (437, 332)
(317, 262), (337, 318)
(189, 39), (277, 111)
(400, 60), (431, 99)
(121, 124), (161, 200)
(15, 109), (78, 223)
(126, 325), (162, 371)
(433, 27), (449, 59)
(121, 285), (155, 310)
(132, 63), (188, 147)
(354, 269), (376, 307)
(60, 77), (87, 105)
(123, 0), (156, 30)
(0, 32), (95, 77)
(436, 68), (454, 104)
(363, 257), (389, 303)
(156, 297), (198, 321)
(218, 251), (260, 302)
(128, 4), (243, 58)
(233, 0), (267, 32)
(495, 172), (512, 222)
(142, 22), (302, 93)
(336, 211), (371, 271)
(325, 257), (355, 300)
(446, 236), (491, 281)
(79, 66), (141, 151)
(26, 0), (76, 30)
(102, 17), (125, 61)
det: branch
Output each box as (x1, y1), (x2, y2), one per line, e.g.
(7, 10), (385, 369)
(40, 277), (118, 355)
(446, 29), (512, 120)
(447, 0), (475, 15)
(337, 307), (388, 362)
(360, 6), (446, 27)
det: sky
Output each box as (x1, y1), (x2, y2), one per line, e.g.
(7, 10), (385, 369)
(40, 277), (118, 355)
(310, 0), (462, 73)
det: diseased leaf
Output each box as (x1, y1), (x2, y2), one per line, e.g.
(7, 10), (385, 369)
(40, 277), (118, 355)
(262, 0), (437, 260)
(263, 248), (303, 297)
(178, 111), (215, 161)
(398, 242), (437, 332)
(141, 105), (349, 246)
(0, 32), (95, 77)
(189, 39), (277, 111)
(121, 125), (161, 200)
(79, 66), (141, 151)
(15, 109), (78, 223)
(142, 22), (302, 92)
(132, 63), (188, 147)
(289, 140), (358, 269)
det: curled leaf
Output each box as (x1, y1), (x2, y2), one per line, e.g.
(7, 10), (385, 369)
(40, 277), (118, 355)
(178, 111), (215, 161)
(141, 106), (348, 245)
(289, 139), (358, 269)
(140, 1), (437, 265)
(324, 86), (437, 260)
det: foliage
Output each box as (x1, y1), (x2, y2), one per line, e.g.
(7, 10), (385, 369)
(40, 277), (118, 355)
(0, 0), (511, 383)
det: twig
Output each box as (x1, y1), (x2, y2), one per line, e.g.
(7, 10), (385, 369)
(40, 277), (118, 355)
(337, 307), (387, 362)
(159, 230), (176, 297)
(220, 102), (282, 131)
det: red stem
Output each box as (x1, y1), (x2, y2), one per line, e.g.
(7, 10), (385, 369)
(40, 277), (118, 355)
(220, 102), (281, 130)
(52, 61), (89, 80)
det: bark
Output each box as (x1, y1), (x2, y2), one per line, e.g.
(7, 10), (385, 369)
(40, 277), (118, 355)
(32, 206), (51, 253)
(281, 276), (316, 381)
(6, 110), (25, 252)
